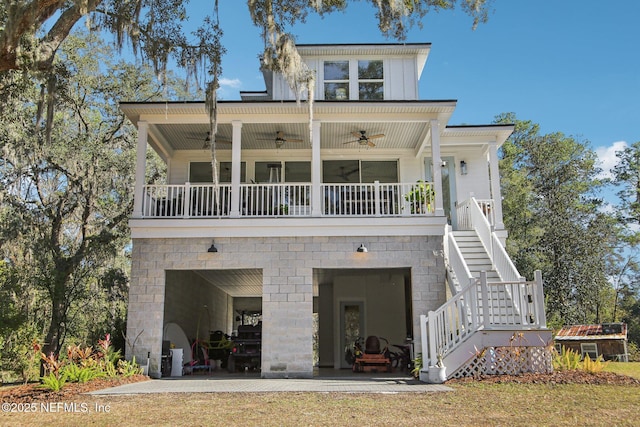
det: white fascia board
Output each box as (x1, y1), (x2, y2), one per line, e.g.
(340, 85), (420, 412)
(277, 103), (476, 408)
(129, 217), (448, 239)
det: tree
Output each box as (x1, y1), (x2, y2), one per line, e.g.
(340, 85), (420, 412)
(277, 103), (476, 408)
(2, 1), (494, 181)
(496, 113), (622, 326)
(0, 1), (492, 73)
(0, 31), (166, 362)
(612, 141), (640, 241)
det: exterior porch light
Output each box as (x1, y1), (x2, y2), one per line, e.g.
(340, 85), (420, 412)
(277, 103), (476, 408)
(207, 241), (218, 253)
(356, 243), (368, 253)
(460, 160), (468, 175)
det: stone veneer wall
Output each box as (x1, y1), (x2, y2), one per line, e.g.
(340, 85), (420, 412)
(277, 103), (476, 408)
(126, 235), (445, 378)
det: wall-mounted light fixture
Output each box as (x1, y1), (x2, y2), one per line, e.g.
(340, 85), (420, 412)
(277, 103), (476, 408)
(207, 241), (218, 253)
(356, 243), (368, 253)
(460, 160), (468, 175)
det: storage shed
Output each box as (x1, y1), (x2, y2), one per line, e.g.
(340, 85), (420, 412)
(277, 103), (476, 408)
(555, 323), (628, 362)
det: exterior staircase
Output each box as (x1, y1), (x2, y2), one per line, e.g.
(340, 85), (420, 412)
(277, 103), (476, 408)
(452, 230), (500, 282)
(420, 198), (553, 383)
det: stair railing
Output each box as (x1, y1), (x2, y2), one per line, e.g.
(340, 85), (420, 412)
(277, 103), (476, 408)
(491, 233), (523, 283)
(421, 270), (545, 369)
(445, 228), (476, 294)
(458, 197), (523, 284)
(466, 197), (494, 262)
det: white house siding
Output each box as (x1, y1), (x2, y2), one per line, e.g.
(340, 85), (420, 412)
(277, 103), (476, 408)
(271, 56), (419, 101)
(386, 57), (418, 100)
(126, 234), (445, 378)
(445, 147), (493, 201)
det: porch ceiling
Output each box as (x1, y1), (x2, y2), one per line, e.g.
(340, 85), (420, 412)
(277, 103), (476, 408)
(121, 100), (458, 154)
(154, 121), (428, 151)
(193, 269), (263, 298)
(191, 267), (410, 299)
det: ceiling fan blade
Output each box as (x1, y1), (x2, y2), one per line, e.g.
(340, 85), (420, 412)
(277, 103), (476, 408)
(368, 134), (385, 139)
(276, 131), (285, 139)
(367, 140), (376, 147)
(351, 131), (363, 138)
(286, 138), (303, 143)
(344, 140), (359, 144)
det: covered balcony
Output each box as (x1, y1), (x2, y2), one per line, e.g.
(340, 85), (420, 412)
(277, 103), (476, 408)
(122, 101), (511, 238)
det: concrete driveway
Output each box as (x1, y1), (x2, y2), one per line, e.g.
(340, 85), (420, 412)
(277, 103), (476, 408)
(90, 371), (452, 395)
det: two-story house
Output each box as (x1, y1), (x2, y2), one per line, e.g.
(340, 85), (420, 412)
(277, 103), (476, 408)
(122, 43), (552, 382)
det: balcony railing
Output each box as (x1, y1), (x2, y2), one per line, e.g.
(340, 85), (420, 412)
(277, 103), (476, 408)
(140, 181), (436, 219)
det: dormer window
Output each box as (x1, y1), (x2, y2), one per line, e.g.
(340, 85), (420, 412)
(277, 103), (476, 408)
(358, 60), (383, 100)
(324, 61), (349, 100)
(323, 59), (384, 100)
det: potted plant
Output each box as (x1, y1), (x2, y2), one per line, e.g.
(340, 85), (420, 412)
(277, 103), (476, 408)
(404, 180), (434, 214)
(426, 348), (447, 384)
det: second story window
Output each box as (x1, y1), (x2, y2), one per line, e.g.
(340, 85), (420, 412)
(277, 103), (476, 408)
(324, 61), (349, 100)
(323, 59), (384, 100)
(358, 60), (383, 100)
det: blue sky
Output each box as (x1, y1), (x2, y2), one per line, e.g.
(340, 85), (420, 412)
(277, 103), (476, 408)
(187, 1), (639, 173)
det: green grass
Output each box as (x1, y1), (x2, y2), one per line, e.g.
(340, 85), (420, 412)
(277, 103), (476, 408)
(3, 363), (640, 426)
(4, 382), (640, 426)
(605, 361), (640, 379)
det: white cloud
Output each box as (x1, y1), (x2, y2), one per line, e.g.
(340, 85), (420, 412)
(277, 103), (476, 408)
(219, 77), (242, 89)
(596, 141), (627, 179)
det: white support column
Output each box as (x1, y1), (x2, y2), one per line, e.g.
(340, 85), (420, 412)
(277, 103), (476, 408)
(534, 270), (547, 328)
(230, 120), (242, 218)
(430, 119), (445, 216)
(488, 141), (505, 230)
(311, 120), (322, 217)
(132, 121), (148, 218)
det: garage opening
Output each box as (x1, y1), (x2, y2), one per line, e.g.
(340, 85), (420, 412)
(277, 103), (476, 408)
(162, 269), (262, 376)
(314, 268), (413, 372)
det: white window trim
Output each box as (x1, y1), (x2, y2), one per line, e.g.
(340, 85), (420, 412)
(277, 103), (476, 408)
(323, 60), (350, 100)
(580, 342), (598, 360)
(321, 58), (385, 101)
(357, 59), (384, 100)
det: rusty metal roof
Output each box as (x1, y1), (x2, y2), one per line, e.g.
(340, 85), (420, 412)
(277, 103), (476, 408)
(555, 323), (627, 341)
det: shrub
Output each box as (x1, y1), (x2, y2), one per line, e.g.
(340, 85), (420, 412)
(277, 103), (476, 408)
(411, 354), (422, 378)
(39, 352), (68, 391)
(582, 355), (608, 374)
(38, 334), (142, 391)
(553, 347), (581, 371)
(117, 357), (143, 377)
(40, 372), (68, 392)
(552, 346), (609, 374)
(63, 363), (105, 383)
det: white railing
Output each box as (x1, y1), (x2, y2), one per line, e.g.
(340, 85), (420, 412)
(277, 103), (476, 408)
(491, 234), (523, 283)
(456, 197), (522, 283)
(456, 198), (494, 230)
(321, 181), (435, 217)
(445, 228), (476, 294)
(240, 183), (311, 217)
(141, 181), (436, 218)
(475, 199), (495, 228)
(142, 184), (185, 217)
(421, 270), (545, 367)
(142, 184), (231, 218)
